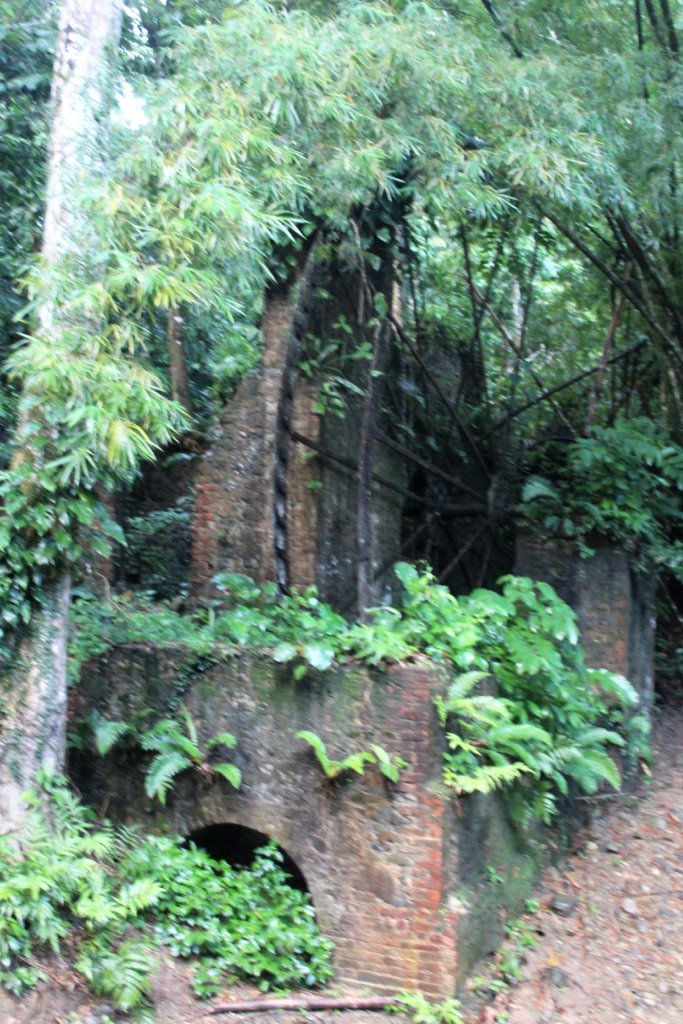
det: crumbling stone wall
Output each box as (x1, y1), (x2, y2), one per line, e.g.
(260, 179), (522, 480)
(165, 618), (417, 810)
(74, 650), (540, 997)
(515, 534), (655, 707)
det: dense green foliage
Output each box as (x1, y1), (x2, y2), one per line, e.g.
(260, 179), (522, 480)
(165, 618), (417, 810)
(520, 418), (683, 576)
(1, 0), (676, 1007)
(0, 777), (332, 1008)
(70, 564), (646, 822)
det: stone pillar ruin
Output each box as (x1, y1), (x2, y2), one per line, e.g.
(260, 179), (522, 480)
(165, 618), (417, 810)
(515, 533), (655, 707)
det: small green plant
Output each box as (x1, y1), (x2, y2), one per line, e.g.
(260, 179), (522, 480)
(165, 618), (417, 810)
(475, 914), (541, 996)
(296, 730), (406, 782)
(124, 835), (333, 997)
(0, 776), (160, 1009)
(393, 990), (465, 1024)
(140, 706), (241, 804)
(297, 730), (375, 779)
(495, 918), (539, 985)
(371, 743), (408, 782)
(519, 418), (683, 579)
(486, 865), (505, 885)
(123, 496), (193, 600)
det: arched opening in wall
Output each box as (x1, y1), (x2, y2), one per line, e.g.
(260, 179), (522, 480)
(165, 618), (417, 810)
(187, 823), (309, 892)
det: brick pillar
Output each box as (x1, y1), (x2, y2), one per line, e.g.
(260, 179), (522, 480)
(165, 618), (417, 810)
(324, 664), (460, 998)
(515, 533), (655, 705)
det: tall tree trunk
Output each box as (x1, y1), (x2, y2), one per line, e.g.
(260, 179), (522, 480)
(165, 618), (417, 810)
(0, 0), (123, 833)
(167, 306), (194, 415)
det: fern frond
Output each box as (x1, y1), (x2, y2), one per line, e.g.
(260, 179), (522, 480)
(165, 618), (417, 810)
(574, 727), (624, 748)
(144, 751), (191, 804)
(441, 695), (510, 726)
(488, 723), (553, 747)
(141, 721), (201, 762)
(370, 744), (406, 782)
(339, 752), (374, 776)
(565, 750), (621, 792)
(116, 878), (163, 917)
(296, 731), (332, 775)
(139, 718), (179, 750)
(179, 704), (198, 746)
(446, 671), (491, 701)
(77, 939), (153, 1012)
(89, 715), (133, 756)
(444, 762), (531, 795)
(206, 731), (238, 751)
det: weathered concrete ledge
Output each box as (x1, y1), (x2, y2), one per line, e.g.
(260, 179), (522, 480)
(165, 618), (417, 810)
(72, 648), (543, 997)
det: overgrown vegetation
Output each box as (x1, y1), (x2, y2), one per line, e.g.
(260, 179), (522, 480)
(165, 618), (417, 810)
(0, 777), (332, 1010)
(520, 419), (683, 577)
(393, 990), (466, 1024)
(70, 563), (647, 824)
(75, 704), (241, 804)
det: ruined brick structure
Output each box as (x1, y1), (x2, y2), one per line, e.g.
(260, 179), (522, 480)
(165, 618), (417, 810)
(191, 252), (407, 613)
(515, 533), (655, 707)
(75, 650), (537, 998)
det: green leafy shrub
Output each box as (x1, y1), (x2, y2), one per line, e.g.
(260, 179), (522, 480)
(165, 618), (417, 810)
(0, 777), (159, 1009)
(68, 587), (215, 684)
(393, 990), (465, 1024)
(140, 705), (241, 803)
(429, 573), (640, 822)
(0, 778), (332, 1007)
(75, 704), (241, 805)
(519, 418), (683, 577)
(122, 835), (333, 998)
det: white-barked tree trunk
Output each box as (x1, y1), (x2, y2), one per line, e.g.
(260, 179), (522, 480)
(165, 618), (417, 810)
(0, 0), (124, 832)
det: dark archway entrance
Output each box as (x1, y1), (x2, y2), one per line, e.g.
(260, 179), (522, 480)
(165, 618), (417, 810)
(187, 823), (309, 892)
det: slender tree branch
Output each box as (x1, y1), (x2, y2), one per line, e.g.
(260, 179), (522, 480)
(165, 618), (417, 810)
(387, 313), (491, 480)
(357, 320), (391, 617)
(479, 0), (524, 58)
(489, 338), (648, 435)
(585, 264), (632, 431)
(469, 281), (575, 434)
(289, 428), (486, 516)
(643, 0), (668, 50)
(658, 0), (679, 58)
(376, 431), (484, 501)
(438, 523), (488, 585)
(206, 996), (397, 1015)
(611, 213), (682, 334)
(541, 207), (674, 353)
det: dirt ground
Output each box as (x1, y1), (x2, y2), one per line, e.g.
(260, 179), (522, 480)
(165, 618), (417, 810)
(2, 702), (681, 1024)
(461, 700), (683, 1024)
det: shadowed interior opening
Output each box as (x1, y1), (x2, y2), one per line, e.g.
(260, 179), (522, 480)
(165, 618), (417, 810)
(187, 823), (308, 892)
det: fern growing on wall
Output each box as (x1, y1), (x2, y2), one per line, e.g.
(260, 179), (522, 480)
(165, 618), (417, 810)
(140, 706), (241, 803)
(296, 730), (406, 783)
